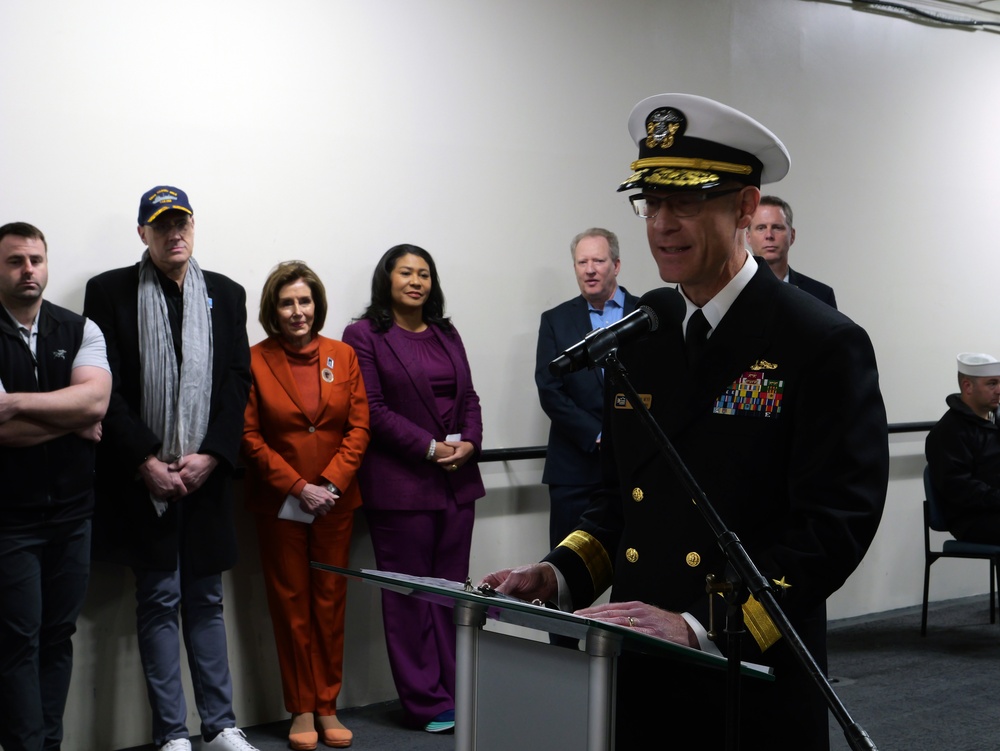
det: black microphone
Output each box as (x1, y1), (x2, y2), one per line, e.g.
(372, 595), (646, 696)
(549, 307), (657, 375)
(548, 287), (685, 376)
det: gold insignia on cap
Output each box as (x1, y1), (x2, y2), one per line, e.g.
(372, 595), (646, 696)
(750, 359), (778, 370)
(625, 548), (639, 563)
(772, 576), (791, 590)
(619, 163), (751, 192)
(645, 107), (685, 149)
(633, 158), (753, 175)
(558, 530), (613, 594)
(631, 488), (644, 502)
(685, 552), (701, 567)
(645, 168), (722, 188)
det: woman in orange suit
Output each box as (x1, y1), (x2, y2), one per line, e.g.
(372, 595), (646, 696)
(241, 261), (370, 750)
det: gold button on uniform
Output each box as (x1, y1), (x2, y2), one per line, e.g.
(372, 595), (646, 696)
(631, 488), (644, 502)
(626, 548), (639, 563)
(686, 552), (701, 567)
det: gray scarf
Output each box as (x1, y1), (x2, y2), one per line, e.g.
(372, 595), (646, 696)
(137, 251), (214, 516)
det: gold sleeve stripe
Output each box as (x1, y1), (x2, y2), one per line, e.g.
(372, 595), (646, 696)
(557, 530), (614, 595)
(742, 594), (783, 652)
(630, 156), (753, 176)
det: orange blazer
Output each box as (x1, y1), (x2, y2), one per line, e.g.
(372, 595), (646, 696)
(241, 335), (370, 515)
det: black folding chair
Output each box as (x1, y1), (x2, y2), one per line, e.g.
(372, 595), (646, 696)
(921, 464), (1000, 635)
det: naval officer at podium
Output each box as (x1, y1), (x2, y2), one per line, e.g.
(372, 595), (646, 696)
(482, 92), (889, 750)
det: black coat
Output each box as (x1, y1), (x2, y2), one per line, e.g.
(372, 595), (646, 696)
(534, 288), (639, 486)
(546, 260), (888, 749)
(925, 393), (1000, 529)
(83, 263), (251, 575)
(788, 266), (837, 309)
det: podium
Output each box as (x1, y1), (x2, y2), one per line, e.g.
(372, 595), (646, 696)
(313, 564), (772, 751)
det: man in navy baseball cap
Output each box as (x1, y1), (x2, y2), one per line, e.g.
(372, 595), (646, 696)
(84, 186), (259, 751)
(137, 185), (194, 226)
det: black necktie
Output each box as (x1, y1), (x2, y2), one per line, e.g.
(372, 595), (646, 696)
(686, 309), (710, 367)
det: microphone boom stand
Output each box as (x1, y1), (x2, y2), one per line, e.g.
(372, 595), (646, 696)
(598, 349), (878, 751)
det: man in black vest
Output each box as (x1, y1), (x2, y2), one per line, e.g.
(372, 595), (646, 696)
(0, 222), (111, 751)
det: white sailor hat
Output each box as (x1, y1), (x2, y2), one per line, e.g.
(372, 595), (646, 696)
(957, 352), (1000, 377)
(618, 93), (790, 192)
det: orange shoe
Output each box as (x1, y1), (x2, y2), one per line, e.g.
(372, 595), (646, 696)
(289, 713), (318, 751)
(318, 716), (352, 748)
(288, 730), (318, 751)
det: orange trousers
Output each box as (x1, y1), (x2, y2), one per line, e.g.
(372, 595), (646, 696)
(255, 508), (354, 714)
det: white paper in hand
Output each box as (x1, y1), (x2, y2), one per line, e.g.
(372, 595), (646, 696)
(278, 495), (316, 524)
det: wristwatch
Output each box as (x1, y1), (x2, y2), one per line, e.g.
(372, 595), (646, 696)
(325, 482), (340, 496)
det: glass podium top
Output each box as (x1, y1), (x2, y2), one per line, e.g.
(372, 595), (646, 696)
(312, 563), (772, 681)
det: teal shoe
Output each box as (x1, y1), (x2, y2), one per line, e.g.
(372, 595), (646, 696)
(424, 709), (455, 734)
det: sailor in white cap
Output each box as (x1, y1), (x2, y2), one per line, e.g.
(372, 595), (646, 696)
(926, 352), (1000, 546)
(483, 93), (889, 750)
(956, 352), (1000, 412)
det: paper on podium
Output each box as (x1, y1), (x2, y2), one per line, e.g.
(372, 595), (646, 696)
(310, 564), (772, 680)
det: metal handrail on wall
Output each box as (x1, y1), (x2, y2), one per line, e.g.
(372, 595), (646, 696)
(478, 421), (936, 464)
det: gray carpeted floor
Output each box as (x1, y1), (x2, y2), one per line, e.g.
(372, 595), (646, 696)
(827, 595), (1000, 751)
(118, 595), (1000, 750)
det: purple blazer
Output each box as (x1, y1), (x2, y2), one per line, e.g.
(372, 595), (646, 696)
(342, 319), (485, 511)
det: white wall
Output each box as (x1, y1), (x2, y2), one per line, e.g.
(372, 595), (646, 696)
(3, 0), (1000, 747)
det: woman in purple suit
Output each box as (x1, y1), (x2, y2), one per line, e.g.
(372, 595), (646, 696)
(342, 244), (485, 734)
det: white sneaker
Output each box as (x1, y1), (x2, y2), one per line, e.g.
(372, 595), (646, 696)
(202, 727), (260, 751)
(158, 740), (192, 751)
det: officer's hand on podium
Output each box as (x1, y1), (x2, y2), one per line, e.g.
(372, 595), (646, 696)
(574, 601), (698, 648)
(479, 563), (557, 604)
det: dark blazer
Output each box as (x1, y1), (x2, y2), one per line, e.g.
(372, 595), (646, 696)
(546, 259), (888, 747)
(241, 335), (370, 515)
(535, 288), (639, 485)
(788, 266), (837, 309)
(341, 319), (485, 511)
(83, 263), (251, 575)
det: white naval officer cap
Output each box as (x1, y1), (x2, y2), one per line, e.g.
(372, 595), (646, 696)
(957, 352), (1000, 377)
(618, 93), (790, 193)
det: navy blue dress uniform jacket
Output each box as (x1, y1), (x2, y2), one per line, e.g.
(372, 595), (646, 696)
(535, 288), (639, 486)
(545, 259), (888, 749)
(83, 264), (251, 576)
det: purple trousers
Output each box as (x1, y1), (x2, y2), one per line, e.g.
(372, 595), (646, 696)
(365, 496), (474, 726)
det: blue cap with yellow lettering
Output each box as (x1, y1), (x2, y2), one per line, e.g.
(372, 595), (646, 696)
(138, 185), (193, 225)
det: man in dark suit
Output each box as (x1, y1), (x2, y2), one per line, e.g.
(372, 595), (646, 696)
(83, 187), (258, 751)
(483, 94), (888, 749)
(535, 228), (639, 554)
(747, 195), (838, 308)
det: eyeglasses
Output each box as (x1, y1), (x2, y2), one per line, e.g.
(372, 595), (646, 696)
(629, 188), (743, 220)
(149, 215), (193, 234)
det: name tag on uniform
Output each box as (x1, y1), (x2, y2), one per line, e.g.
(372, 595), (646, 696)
(613, 393), (652, 410)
